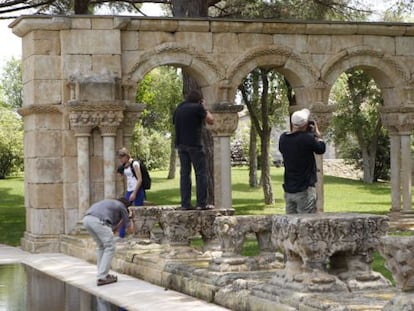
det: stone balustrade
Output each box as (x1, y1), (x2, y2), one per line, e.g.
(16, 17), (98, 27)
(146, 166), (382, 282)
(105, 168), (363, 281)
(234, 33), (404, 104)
(210, 213), (392, 292)
(379, 235), (414, 310)
(131, 206), (234, 250)
(270, 213), (391, 292)
(131, 205), (176, 239)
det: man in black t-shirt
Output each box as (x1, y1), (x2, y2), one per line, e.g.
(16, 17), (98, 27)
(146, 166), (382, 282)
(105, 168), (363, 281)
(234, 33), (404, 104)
(279, 108), (326, 214)
(173, 90), (214, 210)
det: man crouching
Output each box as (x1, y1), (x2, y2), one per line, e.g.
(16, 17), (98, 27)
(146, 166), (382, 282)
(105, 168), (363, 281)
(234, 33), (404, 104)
(82, 197), (134, 286)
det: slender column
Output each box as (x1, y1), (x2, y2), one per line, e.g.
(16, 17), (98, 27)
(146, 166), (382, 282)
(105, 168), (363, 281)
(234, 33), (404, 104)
(401, 134), (412, 213)
(381, 106), (414, 216)
(75, 131), (91, 218)
(101, 127), (118, 199)
(389, 133), (402, 213)
(213, 136), (232, 209)
(207, 103), (244, 209)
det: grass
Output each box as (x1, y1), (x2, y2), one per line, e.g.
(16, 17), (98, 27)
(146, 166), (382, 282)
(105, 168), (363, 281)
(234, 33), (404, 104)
(0, 175), (25, 247)
(1, 167), (410, 283)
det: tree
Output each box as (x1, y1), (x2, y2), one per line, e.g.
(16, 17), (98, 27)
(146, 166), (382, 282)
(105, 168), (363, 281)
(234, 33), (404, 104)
(329, 69), (387, 183)
(0, 107), (23, 178)
(239, 68), (289, 205)
(136, 66), (182, 177)
(0, 57), (22, 110)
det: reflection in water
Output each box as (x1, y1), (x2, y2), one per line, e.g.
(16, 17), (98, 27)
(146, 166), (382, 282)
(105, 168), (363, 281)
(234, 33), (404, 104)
(0, 264), (26, 311)
(0, 264), (124, 311)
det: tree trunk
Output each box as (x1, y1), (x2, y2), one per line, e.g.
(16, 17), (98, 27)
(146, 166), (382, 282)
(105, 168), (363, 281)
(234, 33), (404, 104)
(261, 129), (274, 205)
(172, 0), (214, 205)
(168, 136), (177, 179)
(74, 0), (90, 14)
(171, 0), (209, 17)
(361, 143), (377, 184)
(249, 125), (258, 187)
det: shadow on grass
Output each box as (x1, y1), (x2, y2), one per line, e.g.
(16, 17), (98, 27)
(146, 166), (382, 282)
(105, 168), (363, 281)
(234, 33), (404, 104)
(0, 177), (25, 246)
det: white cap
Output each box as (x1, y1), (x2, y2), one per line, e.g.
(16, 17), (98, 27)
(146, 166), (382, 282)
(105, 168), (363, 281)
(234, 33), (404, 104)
(291, 108), (310, 127)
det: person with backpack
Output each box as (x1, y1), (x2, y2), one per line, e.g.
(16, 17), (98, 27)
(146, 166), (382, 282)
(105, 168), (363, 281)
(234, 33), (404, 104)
(116, 147), (146, 238)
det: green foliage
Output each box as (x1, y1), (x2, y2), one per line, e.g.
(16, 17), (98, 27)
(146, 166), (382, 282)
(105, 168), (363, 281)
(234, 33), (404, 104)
(129, 124), (170, 170)
(211, 0), (370, 21)
(136, 66), (182, 134)
(328, 69), (390, 182)
(0, 107), (23, 179)
(0, 57), (22, 110)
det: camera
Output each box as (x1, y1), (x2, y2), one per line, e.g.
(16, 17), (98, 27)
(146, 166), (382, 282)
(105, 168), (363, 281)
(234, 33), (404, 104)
(307, 120), (315, 132)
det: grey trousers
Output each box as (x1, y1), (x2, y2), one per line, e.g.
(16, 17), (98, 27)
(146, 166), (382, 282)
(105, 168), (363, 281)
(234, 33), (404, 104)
(82, 215), (115, 280)
(284, 186), (317, 214)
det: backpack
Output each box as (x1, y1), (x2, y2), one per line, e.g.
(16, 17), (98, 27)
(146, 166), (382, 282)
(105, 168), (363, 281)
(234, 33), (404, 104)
(130, 160), (151, 190)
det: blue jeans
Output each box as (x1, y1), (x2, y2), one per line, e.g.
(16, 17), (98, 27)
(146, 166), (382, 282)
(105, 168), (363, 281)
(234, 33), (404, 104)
(177, 145), (207, 208)
(119, 189), (145, 238)
(82, 215), (115, 280)
(284, 186), (317, 214)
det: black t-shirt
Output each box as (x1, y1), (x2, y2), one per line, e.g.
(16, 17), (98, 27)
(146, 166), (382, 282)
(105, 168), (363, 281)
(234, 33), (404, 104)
(173, 101), (207, 147)
(279, 131), (326, 193)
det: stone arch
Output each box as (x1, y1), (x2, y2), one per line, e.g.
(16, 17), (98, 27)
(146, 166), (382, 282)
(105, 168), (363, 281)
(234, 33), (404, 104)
(225, 44), (320, 104)
(321, 46), (411, 106)
(124, 42), (225, 103)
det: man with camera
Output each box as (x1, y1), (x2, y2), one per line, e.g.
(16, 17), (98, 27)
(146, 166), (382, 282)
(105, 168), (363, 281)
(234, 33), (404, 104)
(278, 108), (326, 214)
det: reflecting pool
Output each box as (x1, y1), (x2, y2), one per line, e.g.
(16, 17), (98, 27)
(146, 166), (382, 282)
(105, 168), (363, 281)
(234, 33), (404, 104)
(0, 264), (124, 311)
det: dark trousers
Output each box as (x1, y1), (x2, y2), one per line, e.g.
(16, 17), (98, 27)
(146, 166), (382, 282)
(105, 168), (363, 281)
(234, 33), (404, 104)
(177, 145), (207, 208)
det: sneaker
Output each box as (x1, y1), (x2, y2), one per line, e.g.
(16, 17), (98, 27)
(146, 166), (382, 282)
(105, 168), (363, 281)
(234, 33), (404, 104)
(97, 274), (118, 286)
(179, 206), (195, 211)
(196, 205), (215, 211)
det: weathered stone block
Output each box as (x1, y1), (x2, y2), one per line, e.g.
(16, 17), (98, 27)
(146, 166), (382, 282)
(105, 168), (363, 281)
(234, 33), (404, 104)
(24, 130), (62, 158)
(26, 183), (63, 209)
(23, 55), (61, 83)
(23, 79), (62, 106)
(26, 207), (64, 235)
(22, 30), (61, 58)
(61, 29), (121, 54)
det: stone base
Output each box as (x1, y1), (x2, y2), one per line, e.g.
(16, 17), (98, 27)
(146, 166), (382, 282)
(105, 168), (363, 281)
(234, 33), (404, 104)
(59, 234), (398, 311)
(383, 292), (414, 311)
(21, 231), (60, 253)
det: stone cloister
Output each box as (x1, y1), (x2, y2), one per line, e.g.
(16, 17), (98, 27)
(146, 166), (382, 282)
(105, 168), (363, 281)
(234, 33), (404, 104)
(10, 15), (414, 310)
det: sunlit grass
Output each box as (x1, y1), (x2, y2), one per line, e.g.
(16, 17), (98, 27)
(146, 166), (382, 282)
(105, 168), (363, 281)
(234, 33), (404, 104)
(0, 176), (25, 246)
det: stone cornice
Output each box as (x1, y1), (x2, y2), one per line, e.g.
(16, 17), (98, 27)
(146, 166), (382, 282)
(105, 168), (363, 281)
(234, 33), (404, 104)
(10, 15), (414, 37)
(18, 104), (62, 117)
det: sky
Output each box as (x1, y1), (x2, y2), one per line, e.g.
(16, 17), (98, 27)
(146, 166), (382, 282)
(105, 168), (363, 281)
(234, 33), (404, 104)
(0, 3), (163, 71)
(0, 1), (391, 72)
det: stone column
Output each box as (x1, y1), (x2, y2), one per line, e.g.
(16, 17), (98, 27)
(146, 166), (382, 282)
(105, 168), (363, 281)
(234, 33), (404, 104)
(101, 127), (117, 199)
(381, 106), (414, 217)
(389, 133), (401, 214)
(207, 103), (244, 209)
(98, 109), (124, 199)
(74, 129), (92, 217)
(401, 133), (412, 213)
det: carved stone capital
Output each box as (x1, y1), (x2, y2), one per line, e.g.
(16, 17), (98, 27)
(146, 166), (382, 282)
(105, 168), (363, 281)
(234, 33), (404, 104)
(68, 101), (124, 132)
(207, 103), (244, 137)
(380, 106), (414, 134)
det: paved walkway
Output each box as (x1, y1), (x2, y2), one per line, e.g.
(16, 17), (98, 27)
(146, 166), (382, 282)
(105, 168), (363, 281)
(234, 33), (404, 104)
(0, 244), (229, 311)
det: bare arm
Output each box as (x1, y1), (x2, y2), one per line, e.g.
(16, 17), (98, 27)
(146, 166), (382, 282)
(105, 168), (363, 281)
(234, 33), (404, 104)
(201, 100), (214, 125)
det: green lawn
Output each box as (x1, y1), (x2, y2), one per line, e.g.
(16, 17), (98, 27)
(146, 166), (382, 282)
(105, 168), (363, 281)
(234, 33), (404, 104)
(0, 176), (25, 247)
(0, 167), (407, 283)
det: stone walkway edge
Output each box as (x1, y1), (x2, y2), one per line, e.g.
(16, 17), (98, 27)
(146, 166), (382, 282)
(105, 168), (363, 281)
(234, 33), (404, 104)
(0, 244), (229, 311)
